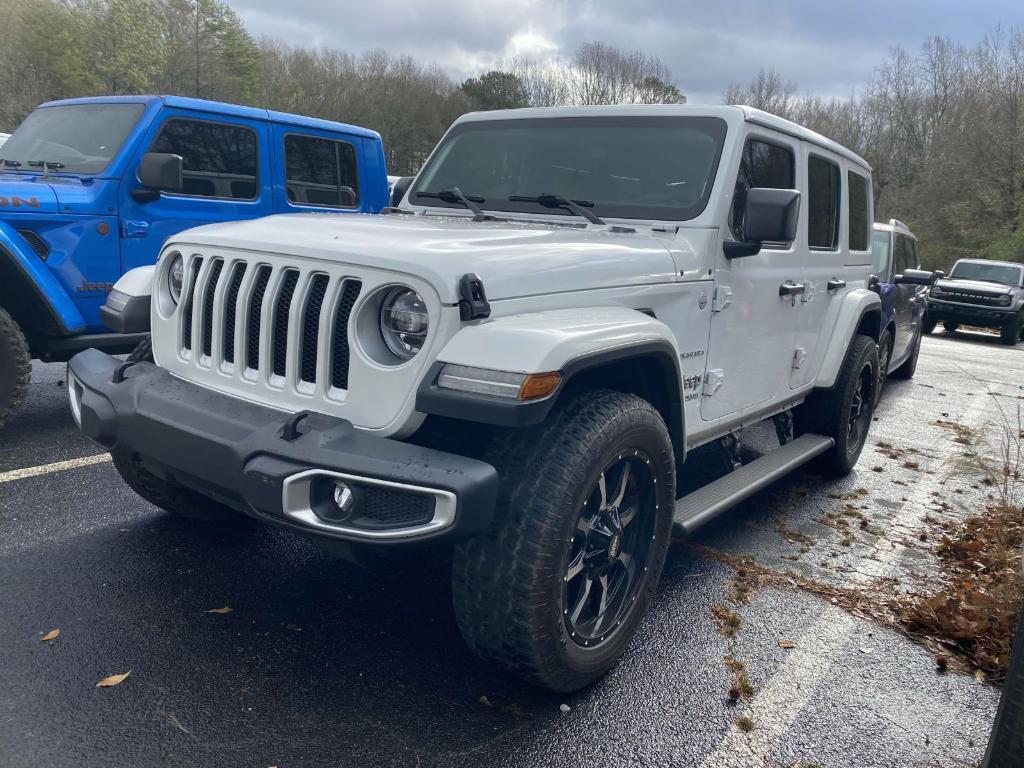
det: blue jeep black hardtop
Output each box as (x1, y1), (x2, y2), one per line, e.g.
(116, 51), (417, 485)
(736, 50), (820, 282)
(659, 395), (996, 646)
(0, 94), (387, 427)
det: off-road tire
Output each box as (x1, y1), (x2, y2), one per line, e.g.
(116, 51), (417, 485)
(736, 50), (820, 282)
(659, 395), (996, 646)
(127, 335), (154, 362)
(922, 314), (936, 334)
(890, 328), (921, 380)
(452, 390), (676, 692)
(943, 321), (959, 333)
(1000, 314), (1022, 346)
(0, 307), (31, 430)
(798, 335), (878, 477)
(111, 447), (240, 522)
(876, 329), (893, 396)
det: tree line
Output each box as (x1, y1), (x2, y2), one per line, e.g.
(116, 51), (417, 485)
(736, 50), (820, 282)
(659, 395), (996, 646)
(1, 0), (1021, 268)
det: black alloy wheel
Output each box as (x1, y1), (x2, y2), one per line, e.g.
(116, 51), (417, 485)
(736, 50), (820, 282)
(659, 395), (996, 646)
(563, 451), (658, 647)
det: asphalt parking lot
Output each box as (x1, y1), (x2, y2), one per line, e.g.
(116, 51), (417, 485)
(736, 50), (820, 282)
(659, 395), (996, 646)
(1, 330), (1019, 768)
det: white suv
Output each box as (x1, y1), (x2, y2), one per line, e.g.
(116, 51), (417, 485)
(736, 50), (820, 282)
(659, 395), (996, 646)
(69, 105), (882, 691)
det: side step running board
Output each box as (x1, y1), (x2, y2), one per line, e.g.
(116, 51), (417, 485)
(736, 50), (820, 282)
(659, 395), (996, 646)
(674, 434), (834, 534)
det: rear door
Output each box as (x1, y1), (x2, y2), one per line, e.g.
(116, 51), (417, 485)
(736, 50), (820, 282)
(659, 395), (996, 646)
(119, 111), (273, 272)
(892, 234), (919, 361)
(701, 132), (804, 421)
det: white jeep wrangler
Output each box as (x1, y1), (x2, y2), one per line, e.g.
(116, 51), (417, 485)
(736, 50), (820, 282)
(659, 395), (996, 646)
(68, 105), (881, 691)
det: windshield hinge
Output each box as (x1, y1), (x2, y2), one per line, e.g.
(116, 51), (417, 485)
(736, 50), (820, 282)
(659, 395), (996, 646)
(458, 273), (491, 321)
(711, 286), (733, 313)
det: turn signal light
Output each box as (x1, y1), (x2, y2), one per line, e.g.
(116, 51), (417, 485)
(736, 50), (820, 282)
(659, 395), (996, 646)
(518, 372), (561, 400)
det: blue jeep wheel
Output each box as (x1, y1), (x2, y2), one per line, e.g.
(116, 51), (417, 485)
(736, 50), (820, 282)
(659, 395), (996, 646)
(0, 307), (31, 429)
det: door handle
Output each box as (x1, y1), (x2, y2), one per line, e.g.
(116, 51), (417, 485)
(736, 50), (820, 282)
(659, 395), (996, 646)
(123, 220), (149, 238)
(827, 278), (847, 292)
(779, 281), (806, 297)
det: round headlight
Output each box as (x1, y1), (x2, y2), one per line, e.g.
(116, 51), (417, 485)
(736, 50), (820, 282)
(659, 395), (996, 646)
(379, 287), (428, 360)
(168, 254), (184, 305)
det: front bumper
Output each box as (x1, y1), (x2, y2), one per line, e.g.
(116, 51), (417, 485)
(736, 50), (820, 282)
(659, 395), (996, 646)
(68, 349), (498, 544)
(926, 299), (1017, 325)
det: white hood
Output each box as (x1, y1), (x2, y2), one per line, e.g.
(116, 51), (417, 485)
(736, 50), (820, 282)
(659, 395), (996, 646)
(935, 277), (1014, 295)
(168, 213), (685, 303)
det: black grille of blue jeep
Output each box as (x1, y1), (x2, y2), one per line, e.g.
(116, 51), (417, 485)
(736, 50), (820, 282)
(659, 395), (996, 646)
(300, 274), (329, 384)
(272, 270), (300, 378)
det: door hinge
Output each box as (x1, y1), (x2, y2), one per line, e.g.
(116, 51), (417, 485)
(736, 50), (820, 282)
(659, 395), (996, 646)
(711, 286), (733, 313)
(800, 282), (813, 303)
(792, 347), (807, 370)
(704, 368), (725, 396)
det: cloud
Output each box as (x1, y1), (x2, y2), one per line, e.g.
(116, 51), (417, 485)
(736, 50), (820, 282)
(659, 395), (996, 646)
(231, 0), (1020, 103)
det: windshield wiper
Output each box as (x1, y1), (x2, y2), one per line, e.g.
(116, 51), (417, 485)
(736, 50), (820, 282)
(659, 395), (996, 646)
(1, 159), (21, 167)
(418, 188), (502, 222)
(509, 193), (606, 226)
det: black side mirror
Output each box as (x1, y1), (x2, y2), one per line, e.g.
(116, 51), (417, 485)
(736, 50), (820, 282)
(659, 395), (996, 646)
(133, 152), (183, 202)
(933, 270), (945, 280)
(725, 188), (801, 259)
(894, 268), (936, 286)
(390, 176), (413, 207)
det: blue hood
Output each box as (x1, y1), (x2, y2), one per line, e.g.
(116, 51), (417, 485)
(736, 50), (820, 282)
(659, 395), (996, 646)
(0, 177), (58, 214)
(0, 172), (118, 216)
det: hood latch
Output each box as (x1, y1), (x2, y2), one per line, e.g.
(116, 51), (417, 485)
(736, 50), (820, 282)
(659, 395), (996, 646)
(458, 273), (491, 321)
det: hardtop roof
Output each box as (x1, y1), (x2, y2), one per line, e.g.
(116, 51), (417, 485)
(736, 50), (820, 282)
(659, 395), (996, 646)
(33, 95), (381, 140)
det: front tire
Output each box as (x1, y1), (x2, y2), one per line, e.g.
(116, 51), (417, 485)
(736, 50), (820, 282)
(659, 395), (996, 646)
(452, 390), (675, 692)
(799, 335), (878, 477)
(0, 307), (31, 430)
(943, 321), (959, 333)
(111, 447), (241, 522)
(922, 314), (936, 334)
(1000, 315), (1022, 346)
(876, 330), (893, 397)
(890, 328), (922, 380)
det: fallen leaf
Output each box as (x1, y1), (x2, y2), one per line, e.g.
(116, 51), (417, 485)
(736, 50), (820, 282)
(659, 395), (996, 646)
(40, 629), (60, 642)
(975, 670), (986, 682)
(859, 647), (874, 654)
(777, 639), (796, 649)
(205, 607), (233, 614)
(478, 695), (492, 707)
(96, 671), (131, 688)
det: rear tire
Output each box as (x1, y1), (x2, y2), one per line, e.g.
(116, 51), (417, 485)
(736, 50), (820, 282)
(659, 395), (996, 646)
(922, 315), (936, 334)
(890, 328), (921, 380)
(1000, 315), (1021, 346)
(798, 335), (878, 477)
(943, 321), (959, 333)
(452, 390), (675, 692)
(111, 447), (241, 522)
(876, 330), (893, 397)
(0, 307), (31, 430)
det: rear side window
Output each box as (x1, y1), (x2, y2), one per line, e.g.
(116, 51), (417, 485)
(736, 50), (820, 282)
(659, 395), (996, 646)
(848, 171), (870, 251)
(808, 156), (841, 249)
(284, 134), (360, 208)
(150, 118), (258, 200)
(730, 139), (795, 242)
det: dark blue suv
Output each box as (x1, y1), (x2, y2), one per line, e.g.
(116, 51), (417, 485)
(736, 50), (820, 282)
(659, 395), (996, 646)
(0, 95), (388, 427)
(871, 220), (939, 391)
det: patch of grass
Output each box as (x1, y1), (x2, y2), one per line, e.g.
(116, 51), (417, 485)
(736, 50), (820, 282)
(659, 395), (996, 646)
(735, 715), (755, 732)
(711, 604), (743, 637)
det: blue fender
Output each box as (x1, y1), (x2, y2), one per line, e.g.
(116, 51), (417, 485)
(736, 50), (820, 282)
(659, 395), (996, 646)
(0, 221), (85, 334)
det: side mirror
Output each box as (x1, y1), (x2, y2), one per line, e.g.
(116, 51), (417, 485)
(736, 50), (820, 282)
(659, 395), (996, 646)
(724, 188), (801, 259)
(390, 176), (413, 208)
(133, 153), (183, 202)
(894, 268), (937, 286)
(933, 270), (945, 280)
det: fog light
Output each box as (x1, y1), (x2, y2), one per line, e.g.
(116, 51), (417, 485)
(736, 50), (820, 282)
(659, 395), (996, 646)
(332, 481), (355, 516)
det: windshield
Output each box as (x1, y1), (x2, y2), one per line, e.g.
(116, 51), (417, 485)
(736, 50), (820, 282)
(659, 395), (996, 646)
(410, 116), (728, 221)
(871, 230), (892, 276)
(949, 261), (1023, 286)
(1, 103), (145, 174)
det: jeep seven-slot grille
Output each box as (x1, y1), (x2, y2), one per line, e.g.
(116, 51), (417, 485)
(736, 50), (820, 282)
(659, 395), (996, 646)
(177, 256), (362, 391)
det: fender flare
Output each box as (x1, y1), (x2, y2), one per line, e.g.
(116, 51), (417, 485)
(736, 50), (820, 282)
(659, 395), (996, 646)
(813, 288), (882, 389)
(0, 222), (85, 335)
(416, 306), (686, 455)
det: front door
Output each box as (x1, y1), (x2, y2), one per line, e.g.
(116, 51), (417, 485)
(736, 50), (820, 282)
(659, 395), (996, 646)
(701, 134), (803, 421)
(118, 111), (273, 272)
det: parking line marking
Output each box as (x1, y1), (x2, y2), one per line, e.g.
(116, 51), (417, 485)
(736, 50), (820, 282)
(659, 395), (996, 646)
(699, 388), (994, 766)
(0, 454), (112, 484)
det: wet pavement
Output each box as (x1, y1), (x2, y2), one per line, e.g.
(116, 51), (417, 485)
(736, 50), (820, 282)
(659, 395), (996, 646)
(0, 329), (1018, 767)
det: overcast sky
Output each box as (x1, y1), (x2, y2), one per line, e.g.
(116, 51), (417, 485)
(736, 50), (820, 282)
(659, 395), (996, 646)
(231, 0), (1021, 104)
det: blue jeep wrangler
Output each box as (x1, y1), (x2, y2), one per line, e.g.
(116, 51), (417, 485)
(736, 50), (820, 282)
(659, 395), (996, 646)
(0, 95), (387, 427)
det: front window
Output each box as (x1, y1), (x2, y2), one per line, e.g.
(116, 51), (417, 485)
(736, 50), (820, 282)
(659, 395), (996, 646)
(1, 103), (145, 174)
(410, 116), (728, 221)
(149, 118), (258, 200)
(871, 230), (892, 276)
(950, 261), (1023, 286)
